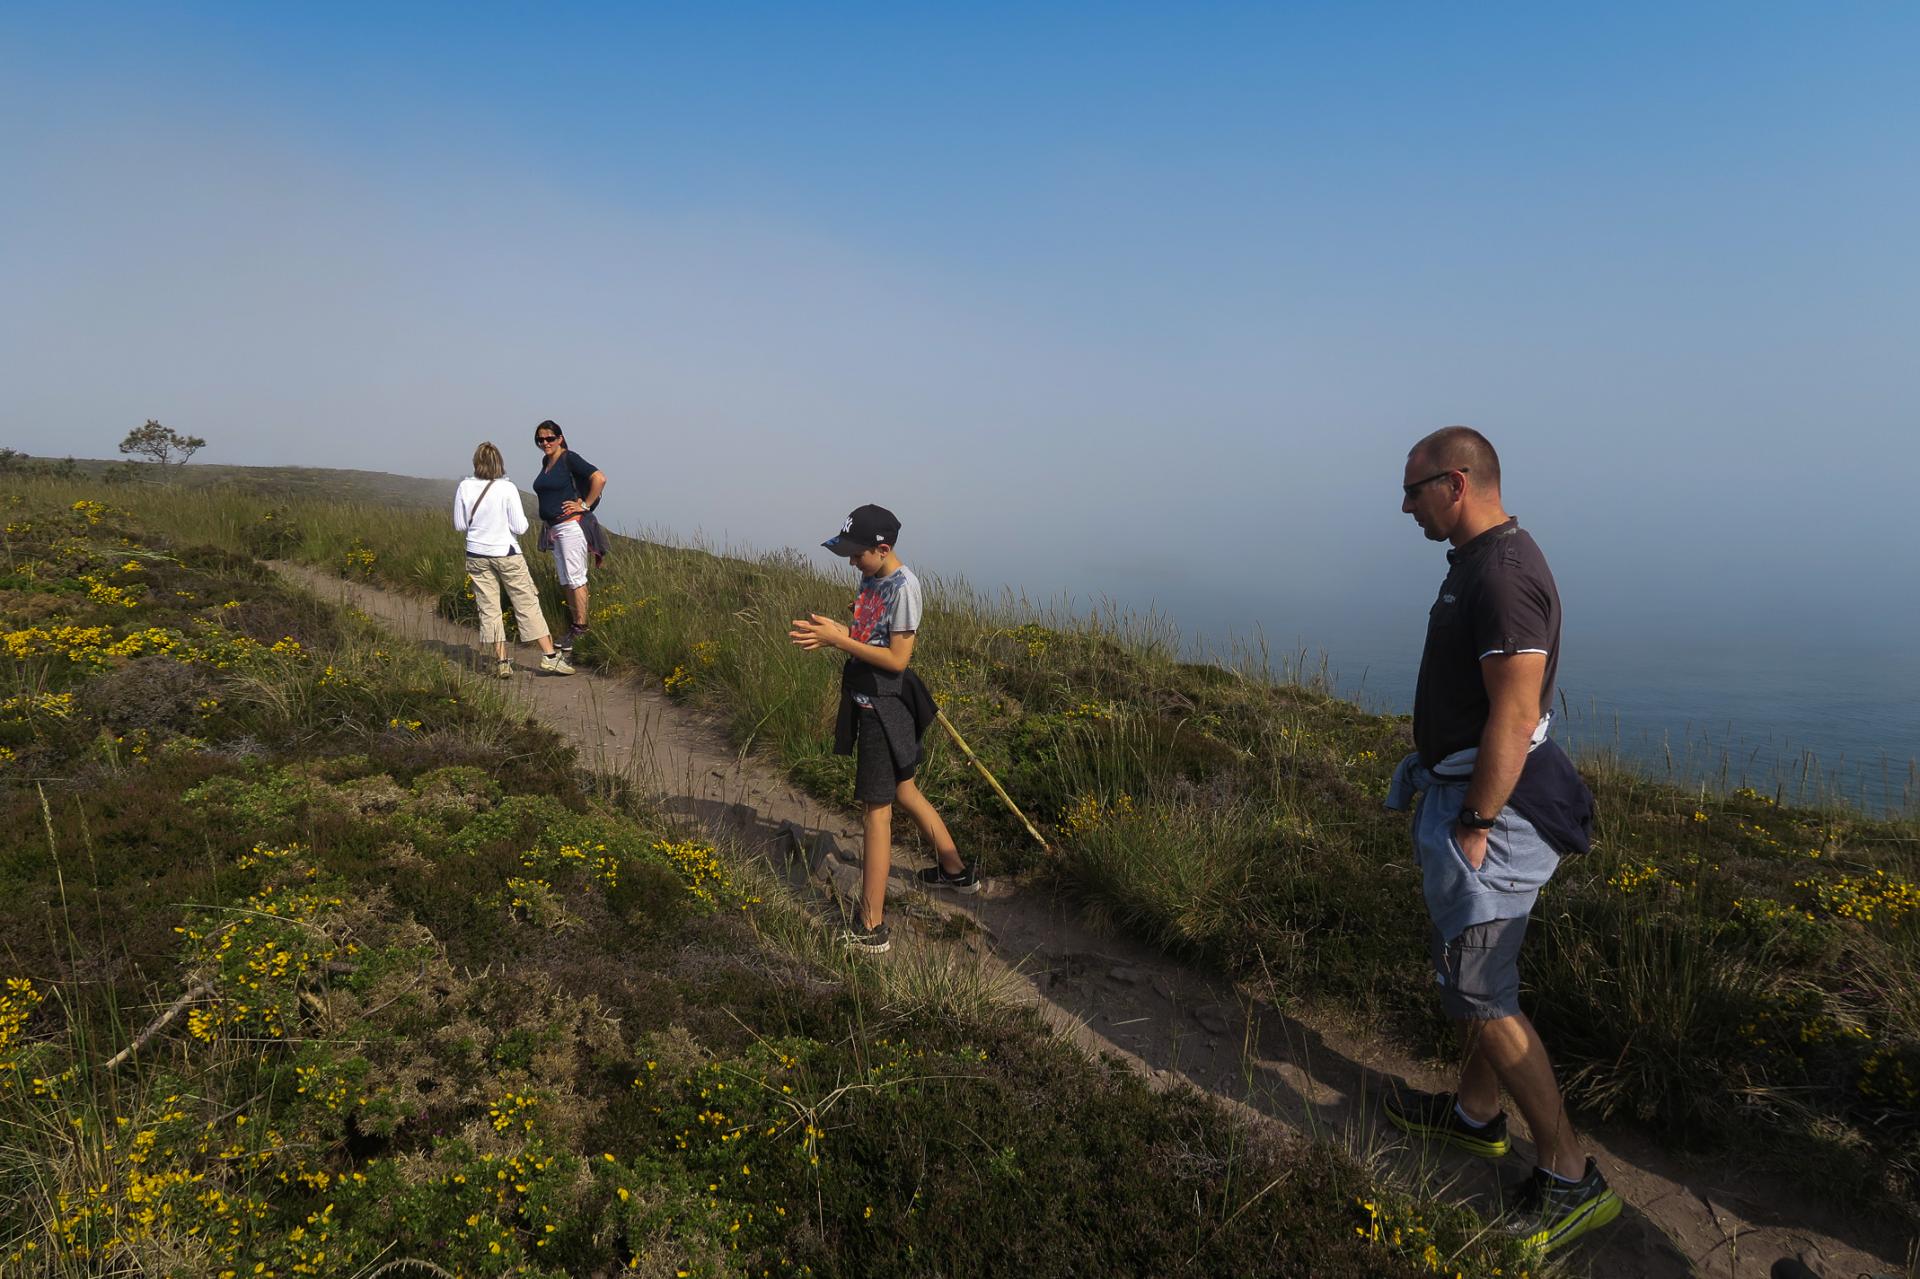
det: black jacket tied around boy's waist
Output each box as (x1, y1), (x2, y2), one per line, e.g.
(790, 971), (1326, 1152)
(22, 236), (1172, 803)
(834, 662), (938, 775)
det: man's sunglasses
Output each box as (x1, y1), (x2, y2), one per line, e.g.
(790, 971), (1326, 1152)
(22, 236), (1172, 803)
(1403, 466), (1466, 500)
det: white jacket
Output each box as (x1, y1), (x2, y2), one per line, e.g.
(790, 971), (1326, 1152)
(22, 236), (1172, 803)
(452, 476), (529, 556)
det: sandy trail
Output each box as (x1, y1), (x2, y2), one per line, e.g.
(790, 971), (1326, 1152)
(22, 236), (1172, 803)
(281, 563), (1911, 1279)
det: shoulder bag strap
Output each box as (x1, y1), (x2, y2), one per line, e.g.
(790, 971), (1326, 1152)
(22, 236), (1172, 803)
(461, 478), (499, 528)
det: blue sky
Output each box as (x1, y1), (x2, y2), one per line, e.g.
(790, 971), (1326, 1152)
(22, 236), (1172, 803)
(3, 3), (1917, 681)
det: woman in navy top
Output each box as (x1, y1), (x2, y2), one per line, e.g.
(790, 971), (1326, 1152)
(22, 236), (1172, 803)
(532, 420), (607, 651)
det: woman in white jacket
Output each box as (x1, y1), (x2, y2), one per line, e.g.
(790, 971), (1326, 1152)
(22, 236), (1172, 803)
(453, 442), (573, 677)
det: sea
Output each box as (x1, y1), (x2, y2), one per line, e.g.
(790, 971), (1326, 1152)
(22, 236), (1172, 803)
(992, 571), (1920, 820)
(1251, 620), (1919, 820)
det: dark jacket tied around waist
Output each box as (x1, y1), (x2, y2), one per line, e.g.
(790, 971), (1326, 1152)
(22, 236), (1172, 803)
(1505, 738), (1594, 857)
(834, 661), (938, 773)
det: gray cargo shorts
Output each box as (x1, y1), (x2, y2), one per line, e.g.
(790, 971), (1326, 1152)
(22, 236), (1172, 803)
(1428, 915), (1529, 1021)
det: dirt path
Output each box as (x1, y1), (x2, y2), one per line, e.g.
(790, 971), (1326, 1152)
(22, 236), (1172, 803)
(282, 564), (1911, 1279)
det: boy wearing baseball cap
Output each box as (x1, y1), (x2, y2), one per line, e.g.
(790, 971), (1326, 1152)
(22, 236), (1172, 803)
(789, 504), (978, 954)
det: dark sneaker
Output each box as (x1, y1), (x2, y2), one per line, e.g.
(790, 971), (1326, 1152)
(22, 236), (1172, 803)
(838, 916), (891, 954)
(916, 861), (982, 895)
(1503, 1158), (1622, 1252)
(1383, 1090), (1511, 1158)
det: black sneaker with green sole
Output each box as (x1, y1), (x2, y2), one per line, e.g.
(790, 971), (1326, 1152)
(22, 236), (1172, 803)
(1503, 1157), (1623, 1252)
(1383, 1089), (1511, 1158)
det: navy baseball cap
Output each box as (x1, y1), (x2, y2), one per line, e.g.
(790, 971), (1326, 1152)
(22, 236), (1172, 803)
(822, 504), (900, 553)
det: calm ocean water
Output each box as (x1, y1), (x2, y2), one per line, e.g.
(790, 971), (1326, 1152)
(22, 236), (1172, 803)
(1309, 629), (1920, 818)
(947, 557), (1919, 818)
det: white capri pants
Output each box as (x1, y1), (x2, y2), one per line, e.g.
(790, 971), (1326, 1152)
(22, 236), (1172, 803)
(549, 519), (590, 589)
(466, 552), (552, 644)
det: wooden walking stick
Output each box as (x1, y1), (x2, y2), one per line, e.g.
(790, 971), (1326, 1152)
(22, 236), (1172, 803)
(935, 710), (1053, 855)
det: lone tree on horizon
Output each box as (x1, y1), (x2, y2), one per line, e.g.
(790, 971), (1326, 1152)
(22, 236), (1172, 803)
(119, 419), (206, 466)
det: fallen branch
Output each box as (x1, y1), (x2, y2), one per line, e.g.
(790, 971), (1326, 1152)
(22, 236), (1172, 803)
(102, 981), (215, 1071)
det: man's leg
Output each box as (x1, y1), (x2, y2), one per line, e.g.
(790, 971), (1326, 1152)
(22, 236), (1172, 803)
(1455, 1020), (1503, 1123)
(892, 778), (962, 873)
(1459, 1013), (1583, 1179)
(860, 801), (893, 928)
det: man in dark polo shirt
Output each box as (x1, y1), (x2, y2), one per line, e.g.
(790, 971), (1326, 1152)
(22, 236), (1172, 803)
(1381, 426), (1619, 1253)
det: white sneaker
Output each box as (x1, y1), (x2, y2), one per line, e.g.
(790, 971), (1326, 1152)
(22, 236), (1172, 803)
(539, 652), (575, 676)
(495, 658), (514, 679)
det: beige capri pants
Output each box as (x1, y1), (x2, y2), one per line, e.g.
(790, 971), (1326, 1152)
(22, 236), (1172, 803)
(466, 552), (552, 644)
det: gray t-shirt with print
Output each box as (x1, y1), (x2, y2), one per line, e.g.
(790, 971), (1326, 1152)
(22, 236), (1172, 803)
(848, 566), (923, 707)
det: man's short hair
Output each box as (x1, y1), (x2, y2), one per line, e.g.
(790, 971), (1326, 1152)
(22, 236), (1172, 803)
(1411, 425), (1501, 491)
(473, 441), (505, 480)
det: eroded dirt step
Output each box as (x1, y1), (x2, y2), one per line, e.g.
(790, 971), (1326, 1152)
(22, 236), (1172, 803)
(274, 563), (1912, 1279)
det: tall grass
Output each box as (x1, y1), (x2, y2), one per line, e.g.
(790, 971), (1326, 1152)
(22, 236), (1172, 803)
(15, 471), (1920, 1227)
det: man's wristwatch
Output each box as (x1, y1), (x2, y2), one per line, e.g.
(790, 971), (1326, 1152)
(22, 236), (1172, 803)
(1457, 808), (1498, 830)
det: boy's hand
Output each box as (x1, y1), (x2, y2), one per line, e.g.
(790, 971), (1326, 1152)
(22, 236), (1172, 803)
(789, 614), (849, 650)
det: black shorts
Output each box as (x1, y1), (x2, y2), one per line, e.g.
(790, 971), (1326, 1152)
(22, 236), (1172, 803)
(854, 708), (914, 806)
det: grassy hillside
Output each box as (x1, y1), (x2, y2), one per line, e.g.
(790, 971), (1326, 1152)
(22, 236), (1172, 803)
(11, 464), (1920, 1234)
(5, 454), (474, 511)
(0, 487), (1548, 1275)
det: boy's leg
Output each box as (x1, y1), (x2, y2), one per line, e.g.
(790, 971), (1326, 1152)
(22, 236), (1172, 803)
(848, 710), (906, 928)
(860, 801), (893, 928)
(892, 778), (963, 873)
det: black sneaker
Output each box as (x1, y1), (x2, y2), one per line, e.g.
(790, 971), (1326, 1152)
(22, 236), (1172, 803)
(1503, 1158), (1622, 1252)
(838, 916), (891, 954)
(556, 625), (579, 653)
(1383, 1089), (1511, 1158)
(916, 861), (982, 895)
